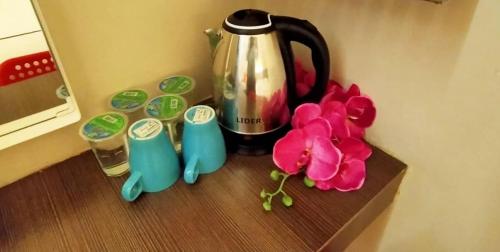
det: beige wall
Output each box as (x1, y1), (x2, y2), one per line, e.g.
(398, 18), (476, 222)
(256, 0), (500, 251)
(2, 0), (499, 250)
(0, 0), (253, 186)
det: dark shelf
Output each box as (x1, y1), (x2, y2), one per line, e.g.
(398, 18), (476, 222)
(0, 146), (406, 251)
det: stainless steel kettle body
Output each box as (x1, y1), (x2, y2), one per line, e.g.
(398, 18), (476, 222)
(212, 29), (289, 135)
(208, 9), (330, 155)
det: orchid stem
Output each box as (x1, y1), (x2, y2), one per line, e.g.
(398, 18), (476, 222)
(265, 173), (290, 203)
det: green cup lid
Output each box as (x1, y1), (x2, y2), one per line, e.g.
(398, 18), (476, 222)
(80, 112), (128, 141)
(110, 89), (149, 112)
(158, 75), (195, 95)
(145, 94), (187, 120)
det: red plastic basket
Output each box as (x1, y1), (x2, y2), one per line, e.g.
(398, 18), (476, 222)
(0, 51), (57, 87)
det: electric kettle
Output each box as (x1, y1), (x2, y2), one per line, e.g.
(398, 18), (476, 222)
(205, 9), (330, 155)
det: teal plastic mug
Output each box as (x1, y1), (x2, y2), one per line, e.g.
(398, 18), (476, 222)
(121, 118), (180, 202)
(182, 105), (226, 184)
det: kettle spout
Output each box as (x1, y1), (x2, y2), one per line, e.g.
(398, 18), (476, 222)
(204, 28), (222, 58)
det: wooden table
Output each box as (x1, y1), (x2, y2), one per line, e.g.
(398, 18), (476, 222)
(0, 147), (406, 251)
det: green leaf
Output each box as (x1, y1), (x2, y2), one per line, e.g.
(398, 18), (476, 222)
(303, 177), (315, 188)
(270, 170), (281, 181)
(281, 195), (293, 207)
(260, 189), (267, 199)
(262, 201), (272, 211)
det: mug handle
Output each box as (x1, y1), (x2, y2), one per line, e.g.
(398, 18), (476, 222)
(183, 155), (200, 184)
(121, 172), (143, 202)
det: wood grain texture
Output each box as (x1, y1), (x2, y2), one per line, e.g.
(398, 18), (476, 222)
(0, 146), (406, 251)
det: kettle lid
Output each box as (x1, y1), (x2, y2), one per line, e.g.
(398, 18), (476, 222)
(223, 9), (275, 35)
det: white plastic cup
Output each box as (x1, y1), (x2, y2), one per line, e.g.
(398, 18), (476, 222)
(158, 75), (196, 106)
(79, 112), (129, 176)
(109, 89), (149, 125)
(144, 94), (187, 153)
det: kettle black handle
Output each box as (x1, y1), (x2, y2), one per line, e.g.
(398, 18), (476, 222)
(272, 16), (330, 108)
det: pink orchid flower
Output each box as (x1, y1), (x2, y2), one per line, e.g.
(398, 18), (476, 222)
(325, 80), (342, 94)
(320, 83), (361, 104)
(295, 60), (308, 82)
(320, 101), (350, 141)
(336, 137), (372, 161)
(321, 83), (376, 134)
(291, 103), (322, 129)
(345, 121), (365, 139)
(295, 60), (317, 98)
(315, 159), (366, 192)
(345, 96), (376, 128)
(314, 137), (372, 191)
(291, 102), (350, 142)
(273, 118), (342, 181)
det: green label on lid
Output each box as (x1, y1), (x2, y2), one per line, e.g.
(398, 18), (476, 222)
(159, 76), (193, 94)
(111, 89), (148, 110)
(145, 95), (187, 120)
(81, 112), (127, 140)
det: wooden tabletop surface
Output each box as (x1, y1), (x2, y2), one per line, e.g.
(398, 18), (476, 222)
(0, 147), (406, 251)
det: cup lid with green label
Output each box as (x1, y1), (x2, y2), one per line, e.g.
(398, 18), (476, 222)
(184, 105), (215, 125)
(158, 75), (195, 95)
(109, 89), (149, 112)
(144, 94), (187, 121)
(128, 118), (164, 141)
(79, 112), (128, 142)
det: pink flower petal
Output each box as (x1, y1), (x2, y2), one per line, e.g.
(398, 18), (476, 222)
(321, 101), (347, 118)
(345, 84), (361, 99)
(331, 159), (366, 192)
(295, 60), (307, 82)
(346, 120), (365, 139)
(302, 118), (332, 144)
(304, 72), (316, 87)
(321, 83), (361, 105)
(273, 130), (307, 175)
(297, 82), (312, 98)
(320, 86), (345, 106)
(306, 136), (342, 181)
(325, 80), (342, 94)
(320, 102), (349, 141)
(345, 96), (376, 128)
(330, 115), (349, 141)
(337, 137), (372, 161)
(315, 159), (366, 191)
(291, 103), (321, 129)
(314, 178), (335, 191)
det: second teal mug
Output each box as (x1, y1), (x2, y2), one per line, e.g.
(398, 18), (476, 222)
(121, 118), (180, 202)
(182, 105), (226, 184)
